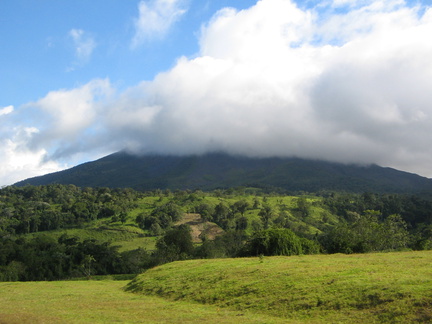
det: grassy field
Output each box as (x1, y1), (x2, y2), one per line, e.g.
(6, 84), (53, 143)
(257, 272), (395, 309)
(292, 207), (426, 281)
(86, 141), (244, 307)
(0, 280), (285, 323)
(25, 216), (157, 251)
(1, 251), (432, 323)
(127, 250), (432, 323)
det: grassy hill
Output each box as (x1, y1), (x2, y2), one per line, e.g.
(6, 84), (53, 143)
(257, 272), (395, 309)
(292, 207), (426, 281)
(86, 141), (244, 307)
(127, 251), (432, 323)
(15, 152), (432, 194)
(1, 251), (431, 323)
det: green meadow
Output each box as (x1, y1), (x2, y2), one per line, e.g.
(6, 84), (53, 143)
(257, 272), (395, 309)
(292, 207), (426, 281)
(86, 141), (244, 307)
(2, 251), (432, 323)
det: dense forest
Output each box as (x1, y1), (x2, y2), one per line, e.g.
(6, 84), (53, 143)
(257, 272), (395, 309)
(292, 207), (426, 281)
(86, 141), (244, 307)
(16, 152), (432, 194)
(1, 184), (432, 281)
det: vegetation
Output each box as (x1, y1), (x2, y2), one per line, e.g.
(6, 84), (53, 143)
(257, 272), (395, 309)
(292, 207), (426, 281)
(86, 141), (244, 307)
(1, 184), (432, 281)
(242, 228), (320, 256)
(1, 183), (432, 322)
(0, 184), (140, 235)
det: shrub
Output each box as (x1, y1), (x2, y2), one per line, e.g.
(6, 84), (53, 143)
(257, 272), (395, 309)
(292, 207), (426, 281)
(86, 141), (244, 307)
(242, 228), (306, 256)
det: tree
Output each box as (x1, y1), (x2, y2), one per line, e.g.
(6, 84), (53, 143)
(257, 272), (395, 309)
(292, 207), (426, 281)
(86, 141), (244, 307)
(320, 223), (355, 254)
(0, 261), (26, 281)
(213, 202), (232, 224)
(243, 228), (305, 256)
(121, 248), (152, 274)
(297, 197), (310, 218)
(119, 212), (128, 224)
(199, 230), (248, 258)
(253, 197), (261, 209)
(258, 204), (276, 229)
(236, 216), (248, 231)
(321, 211), (409, 254)
(195, 203), (214, 222)
(81, 254), (96, 278)
(98, 206), (116, 219)
(155, 225), (194, 263)
(231, 200), (250, 216)
(382, 214), (409, 250)
(412, 223), (432, 250)
(151, 202), (183, 228)
(150, 223), (163, 236)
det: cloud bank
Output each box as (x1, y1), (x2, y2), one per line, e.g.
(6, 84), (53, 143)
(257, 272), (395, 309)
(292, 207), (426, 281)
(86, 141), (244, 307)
(119, 0), (432, 174)
(2, 0), (432, 185)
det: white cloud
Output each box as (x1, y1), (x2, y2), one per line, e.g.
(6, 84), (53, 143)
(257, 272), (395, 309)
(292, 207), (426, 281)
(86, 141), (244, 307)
(131, 0), (187, 47)
(0, 127), (65, 186)
(0, 80), (114, 186)
(330, 0), (375, 9)
(69, 29), (96, 67)
(0, 105), (14, 116)
(24, 79), (113, 160)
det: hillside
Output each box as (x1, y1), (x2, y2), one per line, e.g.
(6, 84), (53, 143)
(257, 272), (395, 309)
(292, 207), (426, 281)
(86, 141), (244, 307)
(125, 251), (432, 323)
(15, 152), (432, 194)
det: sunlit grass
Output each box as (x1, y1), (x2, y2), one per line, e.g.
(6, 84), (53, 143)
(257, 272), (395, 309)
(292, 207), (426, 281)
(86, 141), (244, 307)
(2, 251), (432, 323)
(127, 251), (432, 323)
(114, 236), (157, 252)
(0, 280), (285, 323)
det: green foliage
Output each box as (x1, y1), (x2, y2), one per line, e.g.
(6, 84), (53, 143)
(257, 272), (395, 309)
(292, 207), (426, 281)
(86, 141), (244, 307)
(0, 184), (141, 235)
(242, 228), (318, 256)
(231, 199), (250, 215)
(235, 215), (248, 230)
(212, 202), (233, 230)
(195, 230), (248, 259)
(0, 234), (130, 281)
(296, 197), (311, 218)
(321, 211), (409, 253)
(2, 184), (432, 283)
(120, 248), (153, 274)
(194, 203), (214, 221)
(136, 201), (183, 232)
(411, 223), (432, 250)
(258, 203), (276, 229)
(154, 225), (194, 263)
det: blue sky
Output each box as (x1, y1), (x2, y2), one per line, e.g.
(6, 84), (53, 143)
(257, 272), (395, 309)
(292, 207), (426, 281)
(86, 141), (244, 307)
(1, 0), (432, 185)
(1, 0), (261, 107)
(4, 0), (366, 110)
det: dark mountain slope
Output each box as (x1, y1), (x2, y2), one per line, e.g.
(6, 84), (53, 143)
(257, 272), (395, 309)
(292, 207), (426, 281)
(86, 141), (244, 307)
(14, 152), (432, 194)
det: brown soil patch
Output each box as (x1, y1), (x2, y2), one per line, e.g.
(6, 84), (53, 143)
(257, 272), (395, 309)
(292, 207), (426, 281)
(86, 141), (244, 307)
(176, 213), (224, 243)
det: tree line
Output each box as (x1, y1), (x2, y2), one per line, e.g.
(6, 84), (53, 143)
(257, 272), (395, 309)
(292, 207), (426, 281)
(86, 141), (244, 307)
(0, 184), (140, 235)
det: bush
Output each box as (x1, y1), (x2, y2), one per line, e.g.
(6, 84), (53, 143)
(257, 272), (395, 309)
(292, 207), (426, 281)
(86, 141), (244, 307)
(242, 228), (311, 256)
